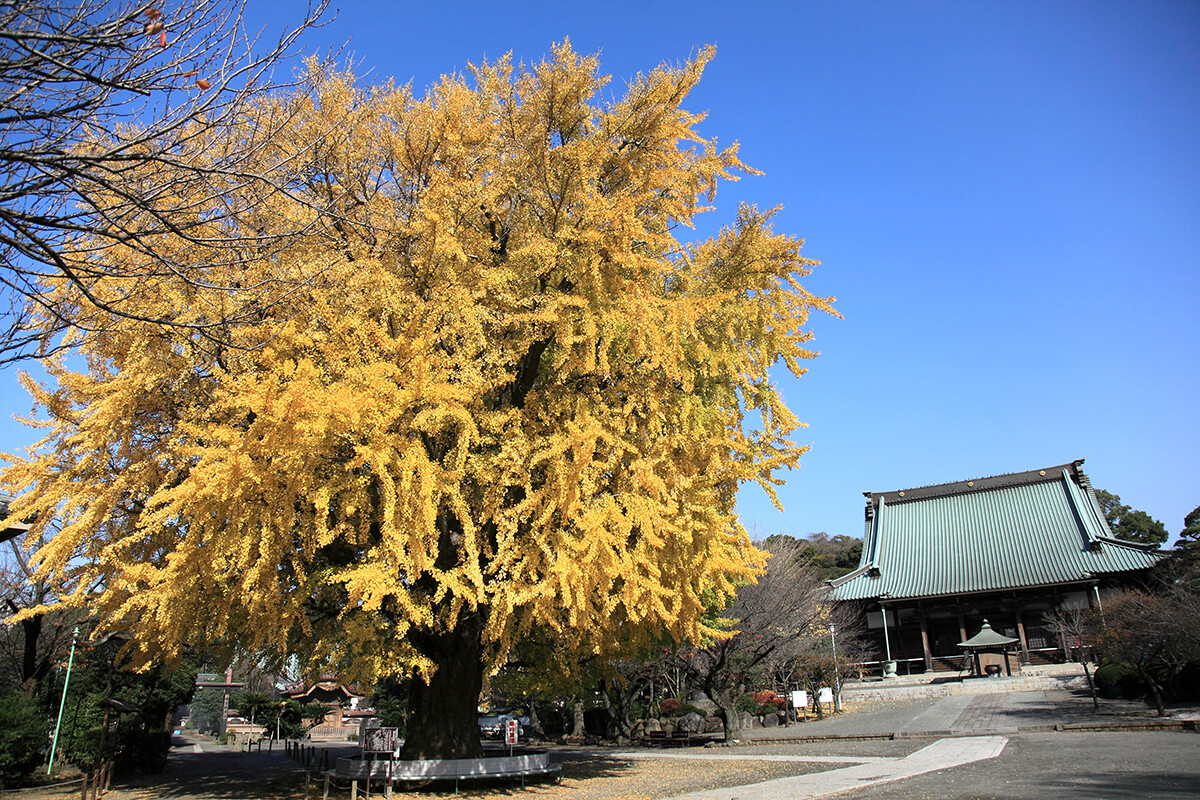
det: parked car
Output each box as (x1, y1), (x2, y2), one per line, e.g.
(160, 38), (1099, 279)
(478, 714), (529, 740)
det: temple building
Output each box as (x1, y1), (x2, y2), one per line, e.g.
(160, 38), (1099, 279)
(829, 460), (1163, 673)
(282, 677), (368, 740)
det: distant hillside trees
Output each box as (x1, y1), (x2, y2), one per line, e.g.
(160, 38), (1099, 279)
(763, 533), (862, 581)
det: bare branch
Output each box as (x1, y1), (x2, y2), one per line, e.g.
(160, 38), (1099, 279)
(0, 0), (339, 362)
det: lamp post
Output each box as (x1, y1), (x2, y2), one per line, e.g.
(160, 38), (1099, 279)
(830, 624), (842, 713)
(48, 626), (79, 775)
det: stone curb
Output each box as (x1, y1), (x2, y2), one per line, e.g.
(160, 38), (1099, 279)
(1055, 719), (1198, 733)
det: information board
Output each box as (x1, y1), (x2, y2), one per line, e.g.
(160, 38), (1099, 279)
(818, 687), (833, 704)
(363, 726), (398, 753)
(505, 718), (520, 745)
(790, 690), (807, 708)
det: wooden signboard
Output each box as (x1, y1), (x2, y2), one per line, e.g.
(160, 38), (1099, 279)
(363, 726), (398, 753)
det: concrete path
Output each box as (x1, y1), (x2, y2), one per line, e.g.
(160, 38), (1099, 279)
(665, 736), (1008, 800)
(739, 688), (1200, 741)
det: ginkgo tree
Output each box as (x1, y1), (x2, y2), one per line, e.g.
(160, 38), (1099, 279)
(1, 42), (835, 759)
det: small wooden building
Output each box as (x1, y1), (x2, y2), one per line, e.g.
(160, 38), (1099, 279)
(830, 460), (1163, 673)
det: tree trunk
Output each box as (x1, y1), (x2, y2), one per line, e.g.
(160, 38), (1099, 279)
(569, 697), (586, 739)
(1141, 669), (1167, 717)
(715, 696), (740, 739)
(399, 613), (486, 760)
(601, 680), (638, 740)
(1082, 660), (1098, 711)
(19, 612), (43, 697)
(528, 700), (545, 740)
(808, 684), (825, 719)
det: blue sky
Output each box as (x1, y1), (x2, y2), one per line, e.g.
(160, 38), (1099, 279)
(2, 1), (1197, 541)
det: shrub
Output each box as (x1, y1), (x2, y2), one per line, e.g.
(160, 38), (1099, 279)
(734, 693), (758, 714)
(1094, 661), (1140, 697)
(658, 698), (681, 717)
(752, 690), (785, 708)
(0, 691), (47, 789)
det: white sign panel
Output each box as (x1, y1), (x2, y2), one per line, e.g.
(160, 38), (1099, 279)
(818, 687), (833, 704)
(790, 690), (807, 708)
(505, 718), (520, 745)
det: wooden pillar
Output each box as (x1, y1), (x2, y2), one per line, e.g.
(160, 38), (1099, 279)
(956, 606), (968, 645)
(919, 610), (933, 671)
(1014, 608), (1031, 665)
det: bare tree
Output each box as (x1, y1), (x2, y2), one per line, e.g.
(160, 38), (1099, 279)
(0, 0), (333, 362)
(683, 537), (858, 737)
(1, 523), (73, 697)
(1043, 606), (1099, 709)
(1090, 588), (1200, 716)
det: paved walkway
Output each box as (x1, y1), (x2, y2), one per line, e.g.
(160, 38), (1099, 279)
(736, 688), (1200, 741)
(589, 688), (1197, 800)
(661, 736), (1009, 800)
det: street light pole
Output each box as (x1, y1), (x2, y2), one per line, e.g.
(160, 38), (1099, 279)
(47, 626), (79, 775)
(830, 624), (842, 713)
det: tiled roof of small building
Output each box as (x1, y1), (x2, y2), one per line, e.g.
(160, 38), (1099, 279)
(829, 460), (1163, 602)
(1, 493), (31, 544)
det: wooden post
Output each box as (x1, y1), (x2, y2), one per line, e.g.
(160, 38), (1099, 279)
(323, 774), (331, 800)
(918, 611), (933, 671)
(1014, 608), (1031, 665)
(80, 771), (88, 800)
(351, 779), (358, 800)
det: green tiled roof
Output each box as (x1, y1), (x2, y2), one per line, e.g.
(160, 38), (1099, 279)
(830, 461), (1163, 602)
(958, 620), (1020, 649)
